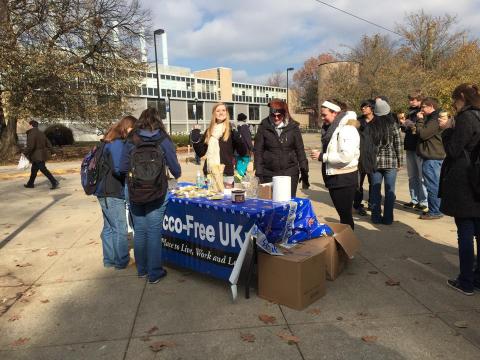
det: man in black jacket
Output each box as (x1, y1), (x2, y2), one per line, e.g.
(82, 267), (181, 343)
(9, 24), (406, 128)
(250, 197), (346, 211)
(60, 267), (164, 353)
(254, 99), (309, 197)
(24, 120), (59, 189)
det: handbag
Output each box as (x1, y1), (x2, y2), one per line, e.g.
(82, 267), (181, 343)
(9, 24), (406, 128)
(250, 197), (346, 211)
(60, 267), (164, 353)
(17, 154), (31, 170)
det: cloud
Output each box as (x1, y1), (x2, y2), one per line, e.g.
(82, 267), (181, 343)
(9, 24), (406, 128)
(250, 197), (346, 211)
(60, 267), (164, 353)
(141, 0), (480, 82)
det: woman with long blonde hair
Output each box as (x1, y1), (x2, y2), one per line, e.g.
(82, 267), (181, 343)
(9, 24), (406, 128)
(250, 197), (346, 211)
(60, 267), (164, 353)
(191, 103), (246, 187)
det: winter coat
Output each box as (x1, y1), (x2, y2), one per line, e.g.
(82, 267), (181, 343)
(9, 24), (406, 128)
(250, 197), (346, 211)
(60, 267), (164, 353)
(24, 127), (52, 162)
(254, 117), (308, 178)
(320, 112), (360, 176)
(191, 127), (246, 176)
(401, 106), (421, 151)
(237, 123), (254, 152)
(439, 106), (480, 217)
(94, 139), (127, 199)
(416, 109), (445, 160)
(120, 129), (181, 179)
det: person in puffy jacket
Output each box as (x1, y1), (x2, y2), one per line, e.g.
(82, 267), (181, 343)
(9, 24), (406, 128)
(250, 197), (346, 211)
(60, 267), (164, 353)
(311, 100), (360, 229)
(439, 83), (480, 296)
(95, 115), (137, 269)
(254, 99), (309, 197)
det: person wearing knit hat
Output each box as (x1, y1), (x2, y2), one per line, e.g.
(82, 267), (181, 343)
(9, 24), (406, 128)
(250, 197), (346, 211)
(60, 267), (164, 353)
(368, 98), (404, 225)
(374, 98), (391, 116)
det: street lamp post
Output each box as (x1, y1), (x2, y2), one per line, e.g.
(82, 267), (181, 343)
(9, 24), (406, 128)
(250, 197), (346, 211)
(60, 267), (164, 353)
(286, 67), (294, 105)
(194, 97), (198, 124)
(153, 29), (164, 112)
(166, 89), (172, 134)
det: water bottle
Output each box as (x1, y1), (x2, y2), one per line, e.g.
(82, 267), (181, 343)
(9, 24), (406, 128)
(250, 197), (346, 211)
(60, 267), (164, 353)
(196, 170), (203, 188)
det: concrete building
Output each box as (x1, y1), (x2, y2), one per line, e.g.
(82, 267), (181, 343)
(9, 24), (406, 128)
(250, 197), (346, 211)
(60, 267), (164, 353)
(129, 64), (288, 133)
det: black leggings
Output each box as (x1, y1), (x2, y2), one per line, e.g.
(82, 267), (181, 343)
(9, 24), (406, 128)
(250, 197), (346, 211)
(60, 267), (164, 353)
(329, 186), (356, 230)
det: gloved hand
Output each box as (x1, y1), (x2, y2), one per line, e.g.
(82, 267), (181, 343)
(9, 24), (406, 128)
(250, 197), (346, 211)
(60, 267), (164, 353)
(299, 171), (310, 190)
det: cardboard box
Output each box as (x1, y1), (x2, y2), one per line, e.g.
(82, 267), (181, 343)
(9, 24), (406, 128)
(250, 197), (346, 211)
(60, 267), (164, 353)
(257, 182), (272, 200)
(305, 222), (360, 281)
(258, 244), (326, 310)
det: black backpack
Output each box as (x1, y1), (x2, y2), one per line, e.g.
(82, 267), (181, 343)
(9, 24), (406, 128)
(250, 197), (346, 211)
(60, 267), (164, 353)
(127, 133), (168, 204)
(80, 142), (108, 195)
(358, 126), (378, 174)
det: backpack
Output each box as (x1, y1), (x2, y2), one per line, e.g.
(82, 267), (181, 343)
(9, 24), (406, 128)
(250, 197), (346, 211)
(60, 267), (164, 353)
(80, 142), (108, 195)
(358, 126), (378, 174)
(127, 133), (168, 204)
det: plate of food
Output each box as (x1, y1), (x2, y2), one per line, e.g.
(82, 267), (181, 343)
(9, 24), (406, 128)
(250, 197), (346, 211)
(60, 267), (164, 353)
(207, 194), (224, 201)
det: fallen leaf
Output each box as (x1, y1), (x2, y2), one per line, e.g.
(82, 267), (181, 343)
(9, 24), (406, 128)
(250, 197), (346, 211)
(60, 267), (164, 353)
(385, 279), (400, 286)
(258, 314), (276, 324)
(357, 312), (368, 317)
(149, 341), (176, 352)
(454, 321), (468, 328)
(277, 332), (300, 345)
(336, 316), (344, 321)
(31, 249), (40, 252)
(15, 263), (32, 268)
(8, 314), (20, 322)
(146, 326), (159, 335)
(11, 338), (30, 346)
(307, 308), (321, 315)
(40, 299), (50, 304)
(368, 271), (378, 275)
(47, 251), (58, 257)
(240, 333), (256, 342)
(362, 335), (378, 343)
(407, 230), (416, 235)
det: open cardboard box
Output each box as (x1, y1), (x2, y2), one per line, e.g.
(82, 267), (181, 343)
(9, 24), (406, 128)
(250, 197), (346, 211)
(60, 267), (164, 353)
(304, 222), (360, 281)
(258, 243), (326, 310)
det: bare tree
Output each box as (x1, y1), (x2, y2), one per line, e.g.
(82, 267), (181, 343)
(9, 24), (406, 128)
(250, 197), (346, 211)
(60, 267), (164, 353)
(396, 10), (466, 69)
(0, 0), (150, 160)
(265, 71), (286, 87)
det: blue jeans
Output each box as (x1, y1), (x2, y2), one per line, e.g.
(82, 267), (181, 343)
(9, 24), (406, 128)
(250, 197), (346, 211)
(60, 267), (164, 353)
(406, 150), (427, 206)
(422, 159), (443, 216)
(454, 217), (480, 291)
(130, 197), (169, 281)
(98, 197), (129, 268)
(370, 169), (397, 224)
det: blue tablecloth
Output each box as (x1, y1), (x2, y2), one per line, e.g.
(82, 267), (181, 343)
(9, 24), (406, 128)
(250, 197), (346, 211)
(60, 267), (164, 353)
(162, 191), (332, 284)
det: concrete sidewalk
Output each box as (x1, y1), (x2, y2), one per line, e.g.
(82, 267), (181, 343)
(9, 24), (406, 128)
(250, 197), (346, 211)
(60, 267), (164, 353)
(1, 136), (479, 359)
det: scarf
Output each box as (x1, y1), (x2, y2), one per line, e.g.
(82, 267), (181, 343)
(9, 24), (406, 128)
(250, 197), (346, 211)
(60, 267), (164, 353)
(269, 116), (289, 137)
(206, 122), (225, 173)
(321, 112), (343, 152)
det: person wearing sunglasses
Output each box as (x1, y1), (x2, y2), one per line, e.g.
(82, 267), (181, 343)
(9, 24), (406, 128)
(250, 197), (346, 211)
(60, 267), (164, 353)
(254, 99), (309, 197)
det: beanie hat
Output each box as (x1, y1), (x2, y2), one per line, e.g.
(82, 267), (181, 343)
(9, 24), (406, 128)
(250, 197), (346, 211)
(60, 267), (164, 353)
(237, 113), (247, 122)
(29, 120), (39, 128)
(374, 98), (391, 116)
(360, 99), (375, 109)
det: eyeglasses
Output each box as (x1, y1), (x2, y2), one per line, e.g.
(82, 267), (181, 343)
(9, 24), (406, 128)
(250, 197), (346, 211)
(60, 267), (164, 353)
(272, 113), (284, 118)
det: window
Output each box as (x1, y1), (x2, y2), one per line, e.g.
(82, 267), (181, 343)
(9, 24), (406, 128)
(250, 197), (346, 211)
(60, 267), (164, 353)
(154, 88), (158, 96)
(141, 86), (148, 96)
(147, 98), (166, 119)
(188, 100), (204, 121)
(225, 103), (234, 120)
(249, 105), (260, 121)
(148, 87), (153, 96)
(161, 74), (165, 80)
(181, 91), (186, 98)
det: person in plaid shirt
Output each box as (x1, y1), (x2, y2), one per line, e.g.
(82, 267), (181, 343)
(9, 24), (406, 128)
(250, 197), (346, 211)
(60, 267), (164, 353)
(369, 98), (404, 225)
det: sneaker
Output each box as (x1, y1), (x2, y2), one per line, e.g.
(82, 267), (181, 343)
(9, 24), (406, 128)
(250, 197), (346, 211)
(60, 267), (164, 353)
(24, 184), (34, 188)
(138, 273), (147, 278)
(148, 269), (167, 284)
(356, 207), (367, 216)
(403, 202), (416, 208)
(50, 181), (59, 190)
(414, 204), (428, 212)
(419, 213), (443, 220)
(447, 279), (474, 296)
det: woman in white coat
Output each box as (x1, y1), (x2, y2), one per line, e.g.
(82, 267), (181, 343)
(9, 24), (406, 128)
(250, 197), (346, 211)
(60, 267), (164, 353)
(311, 100), (360, 229)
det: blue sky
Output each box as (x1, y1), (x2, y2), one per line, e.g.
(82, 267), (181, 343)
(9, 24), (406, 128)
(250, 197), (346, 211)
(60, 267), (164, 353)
(142, 0), (480, 84)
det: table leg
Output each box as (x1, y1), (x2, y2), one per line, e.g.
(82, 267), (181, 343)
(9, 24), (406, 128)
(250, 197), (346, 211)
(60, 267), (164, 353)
(245, 237), (257, 299)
